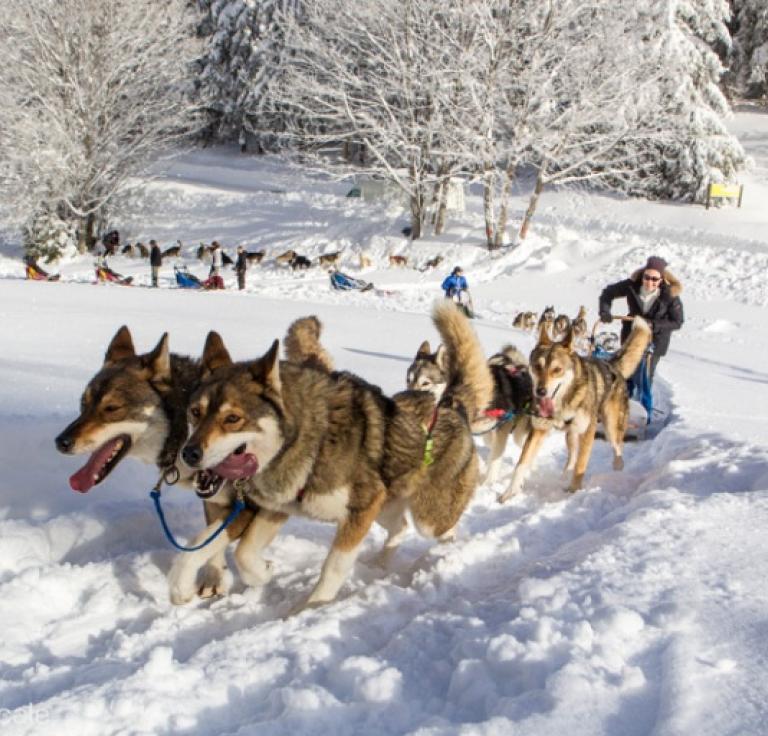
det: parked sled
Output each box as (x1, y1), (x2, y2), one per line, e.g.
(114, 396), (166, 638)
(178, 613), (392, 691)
(329, 269), (374, 292)
(24, 259), (60, 282)
(175, 265), (224, 290)
(95, 264), (133, 286)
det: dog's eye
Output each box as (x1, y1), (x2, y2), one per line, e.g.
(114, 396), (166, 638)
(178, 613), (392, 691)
(190, 407), (201, 420)
(103, 404), (121, 414)
(224, 414), (241, 425)
(551, 367), (562, 375)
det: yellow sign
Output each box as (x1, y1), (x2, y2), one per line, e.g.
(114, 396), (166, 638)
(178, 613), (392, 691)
(709, 183), (741, 198)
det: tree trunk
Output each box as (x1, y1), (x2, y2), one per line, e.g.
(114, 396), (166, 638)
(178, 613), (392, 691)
(410, 191), (423, 240)
(77, 213), (96, 253)
(493, 169), (515, 248)
(482, 166), (495, 249)
(433, 170), (450, 235)
(519, 169), (545, 241)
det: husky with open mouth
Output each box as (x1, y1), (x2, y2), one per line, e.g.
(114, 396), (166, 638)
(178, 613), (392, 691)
(499, 317), (651, 501)
(177, 303), (494, 614)
(54, 326), (259, 601)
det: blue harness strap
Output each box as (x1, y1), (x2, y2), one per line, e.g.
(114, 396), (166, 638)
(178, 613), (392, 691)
(150, 489), (246, 552)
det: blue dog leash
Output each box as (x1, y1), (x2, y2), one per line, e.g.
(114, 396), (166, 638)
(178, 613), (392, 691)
(150, 468), (247, 552)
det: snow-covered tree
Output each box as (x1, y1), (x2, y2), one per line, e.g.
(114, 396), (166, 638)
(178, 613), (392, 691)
(620, 0), (746, 201)
(730, 0), (768, 98)
(275, 0), (492, 239)
(0, 0), (200, 256)
(196, 0), (299, 149)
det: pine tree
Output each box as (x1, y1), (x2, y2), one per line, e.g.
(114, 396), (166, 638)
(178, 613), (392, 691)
(730, 0), (768, 98)
(623, 0), (746, 201)
(196, 0), (298, 149)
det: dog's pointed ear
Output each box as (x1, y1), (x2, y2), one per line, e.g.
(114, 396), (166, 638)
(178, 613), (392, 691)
(250, 340), (281, 393)
(435, 344), (449, 371)
(536, 323), (552, 347)
(201, 331), (232, 378)
(142, 333), (171, 383)
(104, 325), (135, 365)
(561, 327), (575, 352)
(416, 340), (431, 358)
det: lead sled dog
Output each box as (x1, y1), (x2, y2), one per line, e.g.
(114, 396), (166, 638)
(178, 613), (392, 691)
(178, 302), (493, 613)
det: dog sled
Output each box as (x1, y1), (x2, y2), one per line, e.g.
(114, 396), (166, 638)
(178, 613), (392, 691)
(592, 317), (660, 440)
(446, 288), (475, 319)
(329, 269), (374, 292)
(24, 259), (60, 282)
(95, 264), (133, 286)
(174, 265), (224, 290)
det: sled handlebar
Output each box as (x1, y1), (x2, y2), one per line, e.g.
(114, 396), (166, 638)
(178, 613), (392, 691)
(590, 316), (634, 340)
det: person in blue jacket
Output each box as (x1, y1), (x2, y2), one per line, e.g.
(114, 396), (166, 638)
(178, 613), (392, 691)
(441, 266), (473, 316)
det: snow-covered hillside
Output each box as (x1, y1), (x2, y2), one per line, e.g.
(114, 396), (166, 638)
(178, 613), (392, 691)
(1, 108), (767, 735)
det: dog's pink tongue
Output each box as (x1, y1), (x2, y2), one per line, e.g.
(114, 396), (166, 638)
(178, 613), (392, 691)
(69, 437), (122, 493)
(212, 453), (259, 480)
(538, 397), (555, 418)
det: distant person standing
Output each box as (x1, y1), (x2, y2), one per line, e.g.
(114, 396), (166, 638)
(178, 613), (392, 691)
(210, 241), (223, 279)
(441, 266), (474, 318)
(150, 239), (162, 288)
(235, 245), (247, 290)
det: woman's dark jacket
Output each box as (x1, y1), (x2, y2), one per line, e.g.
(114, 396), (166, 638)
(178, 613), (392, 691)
(598, 270), (683, 357)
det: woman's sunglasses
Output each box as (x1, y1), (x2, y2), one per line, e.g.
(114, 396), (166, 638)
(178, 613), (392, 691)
(642, 274), (661, 283)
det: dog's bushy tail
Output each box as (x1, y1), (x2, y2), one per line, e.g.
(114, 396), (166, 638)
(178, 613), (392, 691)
(432, 301), (493, 418)
(611, 317), (652, 379)
(283, 316), (334, 372)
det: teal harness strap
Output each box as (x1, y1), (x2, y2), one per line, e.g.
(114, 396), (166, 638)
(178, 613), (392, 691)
(150, 488), (246, 553)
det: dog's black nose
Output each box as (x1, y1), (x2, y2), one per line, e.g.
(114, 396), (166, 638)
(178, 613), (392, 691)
(56, 434), (74, 453)
(535, 387), (547, 398)
(182, 444), (203, 467)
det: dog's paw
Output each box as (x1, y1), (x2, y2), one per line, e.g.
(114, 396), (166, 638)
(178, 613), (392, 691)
(613, 456), (625, 471)
(497, 485), (519, 503)
(238, 558), (274, 588)
(168, 556), (197, 605)
(285, 596), (327, 618)
(197, 565), (233, 599)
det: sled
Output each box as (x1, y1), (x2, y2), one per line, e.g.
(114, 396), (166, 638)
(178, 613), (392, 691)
(592, 317), (660, 440)
(95, 266), (133, 286)
(446, 288), (475, 319)
(175, 265), (224, 290)
(330, 270), (374, 292)
(25, 264), (60, 282)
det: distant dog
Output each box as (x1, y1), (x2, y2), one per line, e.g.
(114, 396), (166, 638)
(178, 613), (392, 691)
(136, 243), (149, 259)
(121, 244), (135, 257)
(571, 306), (589, 353)
(513, 311), (538, 331)
(290, 254), (311, 270)
(276, 249), (297, 265)
(389, 254), (408, 268)
(358, 252), (373, 269)
(420, 255), (443, 272)
(538, 305), (555, 336)
(499, 318), (651, 501)
(318, 251), (341, 268)
(552, 314), (571, 341)
(163, 245), (181, 259)
(246, 250), (266, 265)
(197, 244), (211, 261)
(222, 251), (233, 267)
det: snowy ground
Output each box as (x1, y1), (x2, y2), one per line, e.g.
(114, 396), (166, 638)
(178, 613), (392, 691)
(1, 107), (768, 735)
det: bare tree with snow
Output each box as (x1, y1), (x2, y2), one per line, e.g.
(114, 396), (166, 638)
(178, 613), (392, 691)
(0, 0), (200, 256)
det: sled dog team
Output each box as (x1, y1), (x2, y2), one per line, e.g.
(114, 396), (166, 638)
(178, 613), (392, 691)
(56, 305), (650, 613)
